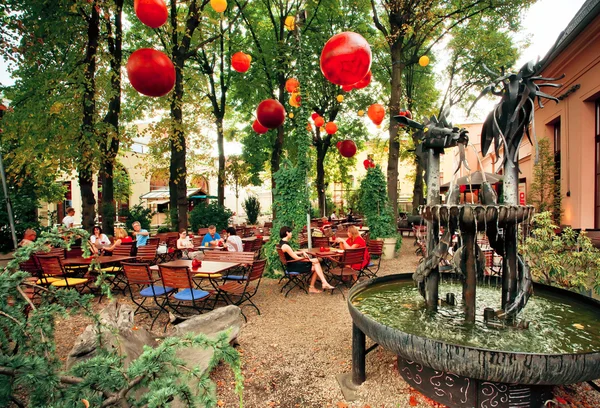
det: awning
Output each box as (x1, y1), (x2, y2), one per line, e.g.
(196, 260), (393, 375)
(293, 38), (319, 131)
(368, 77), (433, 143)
(151, 199), (170, 205)
(190, 195), (219, 199)
(140, 188), (208, 201)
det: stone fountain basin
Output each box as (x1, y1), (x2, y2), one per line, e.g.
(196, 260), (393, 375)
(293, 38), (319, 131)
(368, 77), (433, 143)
(421, 205), (535, 228)
(348, 274), (600, 385)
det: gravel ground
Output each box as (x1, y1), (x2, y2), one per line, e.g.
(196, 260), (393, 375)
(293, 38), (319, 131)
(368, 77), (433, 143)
(49, 242), (600, 408)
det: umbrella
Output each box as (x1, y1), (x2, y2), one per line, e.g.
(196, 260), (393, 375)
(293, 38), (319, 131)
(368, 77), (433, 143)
(440, 172), (503, 189)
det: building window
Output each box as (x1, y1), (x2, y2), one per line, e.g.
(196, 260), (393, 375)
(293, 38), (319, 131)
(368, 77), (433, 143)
(595, 100), (600, 228)
(553, 119), (561, 184)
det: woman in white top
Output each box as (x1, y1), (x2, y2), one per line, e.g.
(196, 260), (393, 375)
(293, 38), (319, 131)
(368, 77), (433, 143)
(224, 227), (244, 252)
(177, 229), (200, 259)
(90, 226), (111, 254)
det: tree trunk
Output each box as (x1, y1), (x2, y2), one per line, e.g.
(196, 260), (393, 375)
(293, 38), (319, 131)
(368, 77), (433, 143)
(79, 3), (100, 231)
(387, 42), (404, 219)
(217, 117), (225, 206)
(170, 61), (187, 231)
(100, 0), (123, 233)
(412, 137), (425, 214)
(316, 134), (329, 217)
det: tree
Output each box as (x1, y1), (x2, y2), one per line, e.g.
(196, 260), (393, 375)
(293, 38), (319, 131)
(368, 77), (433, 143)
(226, 155), (252, 217)
(528, 138), (560, 222)
(370, 0), (535, 217)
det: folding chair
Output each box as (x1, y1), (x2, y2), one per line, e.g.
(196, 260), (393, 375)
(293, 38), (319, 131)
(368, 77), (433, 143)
(277, 248), (311, 297)
(327, 247), (366, 297)
(312, 236), (330, 249)
(36, 255), (91, 293)
(136, 245), (158, 265)
(214, 259), (266, 321)
(122, 262), (174, 330)
(363, 239), (384, 278)
(251, 238), (264, 257)
(243, 241), (253, 252)
(158, 265), (211, 317)
(147, 237), (160, 247)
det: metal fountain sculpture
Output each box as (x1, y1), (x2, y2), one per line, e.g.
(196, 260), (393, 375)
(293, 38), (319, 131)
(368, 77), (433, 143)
(340, 59), (600, 408)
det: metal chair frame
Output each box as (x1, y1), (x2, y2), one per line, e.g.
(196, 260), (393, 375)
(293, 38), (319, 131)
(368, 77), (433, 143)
(214, 259), (266, 321)
(276, 248), (311, 297)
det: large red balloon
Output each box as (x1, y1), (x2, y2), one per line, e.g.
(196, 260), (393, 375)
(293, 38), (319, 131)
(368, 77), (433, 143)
(127, 48), (175, 97)
(231, 52), (251, 73)
(314, 116), (325, 127)
(252, 119), (268, 134)
(367, 103), (385, 126)
(134, 0), (168, 28)
(256, 99), (286, 129)
(320, 32), (372, 86)
(339, 140), (357, 158)
(353, 70), (372, 89)
(286, 78), (300, 93)
(325, 122), (338, 135)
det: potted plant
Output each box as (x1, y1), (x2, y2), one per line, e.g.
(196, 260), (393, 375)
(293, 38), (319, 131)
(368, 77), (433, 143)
(358, 165), (401, 259)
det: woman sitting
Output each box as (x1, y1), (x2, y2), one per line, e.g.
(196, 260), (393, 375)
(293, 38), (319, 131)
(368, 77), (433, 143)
(177, 229), (199, 259)
(90, 226), (111, 254)
(105, 228), (131, 252)
(279, 226), (335, 293)
(334, 225), (370, 280)
(225, 227), (243, 252)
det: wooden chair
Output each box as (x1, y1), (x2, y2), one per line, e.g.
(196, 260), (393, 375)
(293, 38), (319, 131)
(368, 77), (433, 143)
(251, 238), (264, 256)
(203, 251), (255, 281)
(158, 265), (211, 317)
(147, 237), (160, 247)
(243, 241), (253, 252)
(276, 248), (310, 297)
(197, 227), (209, 236)
(363, 240), (384, 278)
(192, 236), (203, 248)
(311, 236), (330, 249)
(65, 246), (83, 258)
(136, 245), (158, 265)
(327, 247), (366, 297)
(214, 259), (267, 321)
(122, 262), (174, 330)
(36, 255), (91, 293)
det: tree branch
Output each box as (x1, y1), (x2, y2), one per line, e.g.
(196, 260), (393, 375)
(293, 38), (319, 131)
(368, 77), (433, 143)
(370, 0), (388, 37)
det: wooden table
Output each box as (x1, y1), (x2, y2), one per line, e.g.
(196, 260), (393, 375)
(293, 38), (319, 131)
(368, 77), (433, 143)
(306, 247), (344, 261)
(63, 255), (135, 266)
(241, 235), (270, 242)
(150, 259), (240, 275)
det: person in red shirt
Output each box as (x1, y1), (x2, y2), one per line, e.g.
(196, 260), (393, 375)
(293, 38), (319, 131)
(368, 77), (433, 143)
(334, 225), (370, 280)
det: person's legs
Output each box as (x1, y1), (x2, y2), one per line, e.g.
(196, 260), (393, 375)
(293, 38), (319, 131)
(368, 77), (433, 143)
(309, 269), (321, 293)
(312, 261), (334, 289)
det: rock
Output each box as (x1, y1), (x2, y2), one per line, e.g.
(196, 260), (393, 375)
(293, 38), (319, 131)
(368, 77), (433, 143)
(66, 301), (158, 370)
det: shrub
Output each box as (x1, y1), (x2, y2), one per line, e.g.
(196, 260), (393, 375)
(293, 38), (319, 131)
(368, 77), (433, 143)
(157, 226), (172, 233)
(242, 196), (261, 225)
(190, 202), (233, 232)
(120, 203), (154, 231)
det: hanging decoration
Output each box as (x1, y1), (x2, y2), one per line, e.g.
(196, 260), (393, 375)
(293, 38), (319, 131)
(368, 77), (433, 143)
(289, 92), (301, 108)
(134, 0), (168, 28)
(314, 116), (325, 127)
(336, 95), (344, 103)
(358, 110), (364, 117)
(342, 84), (354, 92)
(127, 48), (175, 97)
(419, 55), (430, 67)
(252, 119), (269, 134)
(338, 140), (357, 158)
(284, 16), (295, 31)
(306, 122), (313, 131)
(336, 141), (342, 149)
(231, 52), (251, 73)
(325, 122), (338, 135)
(363, 157), (376, 169)
(311, 112), (320, 120)
(288, 112), (294, 118)
(367, 103), (385, 126)
(320, 32), (372, 86)
(256, 99), (286, 129)
(353, 70), (372, 89)
(210, 0), (227, 12)
(285, 78), (300, 93)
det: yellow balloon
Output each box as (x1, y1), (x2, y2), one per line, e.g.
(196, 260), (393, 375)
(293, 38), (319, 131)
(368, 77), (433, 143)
(284, 16), (295, 31)
(336, 95), (344, 103)
(288, 112), (294, 118)
(210, 0), (227, 12)
(358, 110), (364, 117)
(289, 92), (300, 108)
(419, 55), (429, 67)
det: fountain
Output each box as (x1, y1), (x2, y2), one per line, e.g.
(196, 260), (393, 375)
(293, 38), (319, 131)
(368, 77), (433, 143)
(341, 61), (600, 407)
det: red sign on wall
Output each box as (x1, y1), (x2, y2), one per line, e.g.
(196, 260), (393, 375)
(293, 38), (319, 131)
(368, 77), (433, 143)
(519, 191), (525, 205)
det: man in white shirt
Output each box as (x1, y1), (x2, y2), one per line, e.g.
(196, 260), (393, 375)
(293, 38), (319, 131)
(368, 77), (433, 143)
(330, 211), (338, 220)
(62, 207), (76, 228)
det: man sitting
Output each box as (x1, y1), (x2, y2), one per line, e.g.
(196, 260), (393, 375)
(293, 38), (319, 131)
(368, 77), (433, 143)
(132, 221), (149, 246)
(201, 225), (222, 247)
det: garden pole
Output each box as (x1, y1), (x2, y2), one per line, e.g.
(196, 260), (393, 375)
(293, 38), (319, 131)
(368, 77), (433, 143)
(307, 213), (312, 249)
(0, 150), (18, 250)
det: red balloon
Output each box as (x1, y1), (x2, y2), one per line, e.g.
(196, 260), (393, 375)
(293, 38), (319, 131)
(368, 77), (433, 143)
(367, 103), (385, 126)
(311, 112), (320, 120)
(314, 116), (325, 127)
(231, 52), (251, 73)
(134, 0), (168, 28)
(325, 122), (338, 135)
(320, 32), (372, 86)
(353, 70), (372, 89)
(286, 78), (300, 93)
(363, 159), (371, 169)
(336, 141), (342, 149)
(256, 99), (286, 129)
(342, 84), (354, 92)
(127, 48), (175, 97)
(252, 119), (268, 134)
(339, 140), (357, 158)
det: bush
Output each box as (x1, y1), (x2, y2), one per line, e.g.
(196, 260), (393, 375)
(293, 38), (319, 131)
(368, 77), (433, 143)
(190, 202), (233, 232)
(157, 226), (172, 233)
(242, 195), (261, 225)
(120, 203), (154, 231)
(0, 184), (40, 253)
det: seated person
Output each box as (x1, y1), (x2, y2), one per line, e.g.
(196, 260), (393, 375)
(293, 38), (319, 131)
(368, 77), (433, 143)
(334, 225), (370, 280)
(279, 226), (335, 293)
(224, 227), (243, 252)
(19, 228), (37, 247)
(201, 225), (223, 247)
(177, 229), (199, 259)
(330, 211), (338, 221)
(105, 228), (131, 252)
(90, 226), (111, 254)
(346, 208), (354, 222)
(132, 221), (149, 246)
(321, 217), (332, 235)
(62, 207), (76, 228)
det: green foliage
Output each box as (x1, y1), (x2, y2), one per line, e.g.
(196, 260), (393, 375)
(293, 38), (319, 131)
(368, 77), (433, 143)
(263, 160), (311, 276)
(358, 166), (402, 252)
(190, 202), (233, 232)
(528, 139), (561, 223)
(0, 183), (40, 253)
(157, 226), (172, 233)
(121, 203), (154, 231)
(113, 164), (133, 204)
(520, 212), (600, 295)
(242, 196), (261, 225)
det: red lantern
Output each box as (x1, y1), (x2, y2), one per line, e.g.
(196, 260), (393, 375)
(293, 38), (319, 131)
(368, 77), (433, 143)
(252, 119), (268, 134)
(353, 70), (372, 89)
(231, 52), (251, 73)
(127, 48), (175, 97)
(325, 122), (338, 135)
(342, 84), (354, 92)
(320, 32), (372, 86)
(314, 116), (325, 127)
(367, 103), (385, 126)
(286, 78), (300, 93)
(311, 112), (320, 120)
(363, 159), (375, 169)
(339, 140), (357, 158)
(134, 0), (168, 28)
(192, 258), (202, 270)
(256, 99), (286, 129)
(336, 141), (342, 149)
